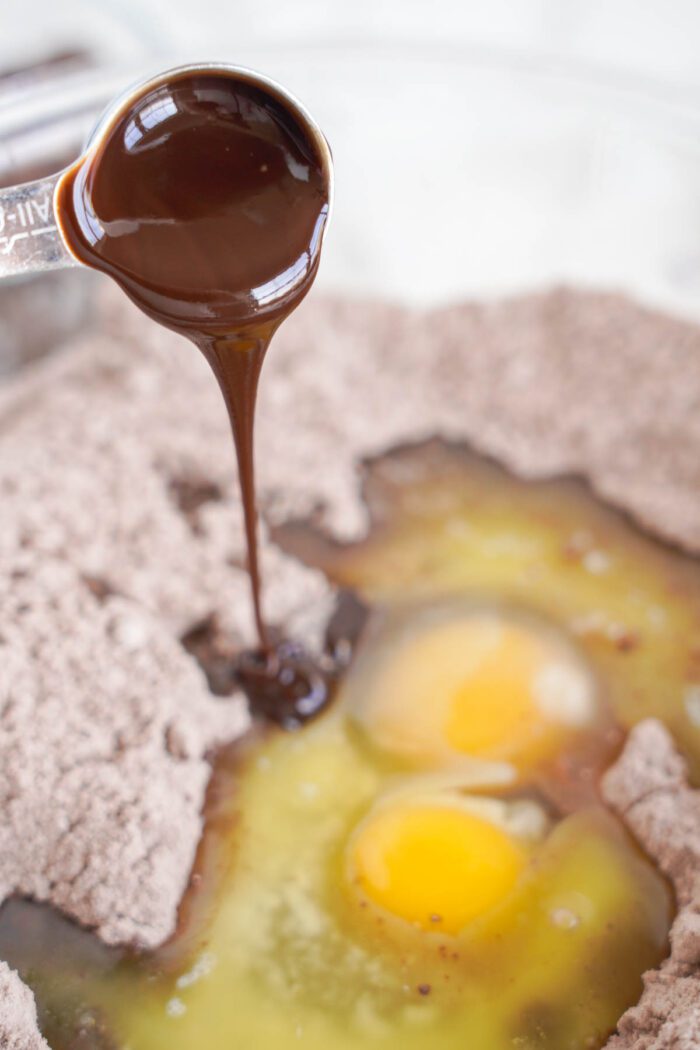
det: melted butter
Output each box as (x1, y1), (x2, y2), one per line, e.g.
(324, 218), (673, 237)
(3, 441), (693, 1049)
(12, 720), (669, 1050)
(282, 442), (700, 778)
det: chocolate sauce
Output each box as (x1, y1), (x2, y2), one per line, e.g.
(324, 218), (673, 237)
(56, 66), (333, 721)
(236, 640), (331, 730)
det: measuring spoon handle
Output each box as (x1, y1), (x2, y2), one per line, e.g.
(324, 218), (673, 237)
(0, 173), (78, 279)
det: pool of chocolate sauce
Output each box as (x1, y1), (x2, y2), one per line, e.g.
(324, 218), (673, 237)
(56, 66), (333, 724)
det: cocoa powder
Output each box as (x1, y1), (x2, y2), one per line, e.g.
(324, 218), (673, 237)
(3, 285), (700, 1047)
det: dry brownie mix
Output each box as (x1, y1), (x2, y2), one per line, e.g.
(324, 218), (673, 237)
(2, 285), (700, 1048)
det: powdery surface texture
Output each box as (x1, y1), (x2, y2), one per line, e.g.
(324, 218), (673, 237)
(3, 285), (700, 1046)
(0, 963), (49, 1050)
(602, 720), (700, 1050)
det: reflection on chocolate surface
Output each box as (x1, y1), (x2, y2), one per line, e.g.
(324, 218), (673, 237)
(57, 67), (333, 717)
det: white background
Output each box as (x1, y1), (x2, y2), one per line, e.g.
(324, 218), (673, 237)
(2, 0), (700, 96)
(3, 0), (700, 319)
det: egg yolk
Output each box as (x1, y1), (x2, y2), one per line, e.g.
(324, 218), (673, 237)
(348, 801), (526, 933)
(354, 612), (594, 772)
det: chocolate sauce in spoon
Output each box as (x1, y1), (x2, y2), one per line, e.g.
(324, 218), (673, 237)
(56, 65), (333, 723)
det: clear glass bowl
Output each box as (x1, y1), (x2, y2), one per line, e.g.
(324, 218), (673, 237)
(2, 47), (700, 371)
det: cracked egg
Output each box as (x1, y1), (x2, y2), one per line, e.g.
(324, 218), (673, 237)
(5, 444), (695, 1050)
(345, 603), (600, 777)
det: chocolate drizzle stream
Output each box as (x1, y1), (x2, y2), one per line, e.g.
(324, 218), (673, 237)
(56, 66), (334, 723)
(204, 335), (270, 647)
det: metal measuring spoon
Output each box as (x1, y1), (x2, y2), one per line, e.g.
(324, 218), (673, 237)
(0, 61), (333, 290)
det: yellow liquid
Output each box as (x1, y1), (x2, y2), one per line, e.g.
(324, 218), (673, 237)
(285, 443), (700, 776)
(5, 442), (695, 1049)
(16, 718), (669, 1050)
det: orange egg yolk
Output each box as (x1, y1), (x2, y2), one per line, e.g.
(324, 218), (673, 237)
(354, 612), (594, 773)
(348, 800), (527, 933)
